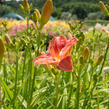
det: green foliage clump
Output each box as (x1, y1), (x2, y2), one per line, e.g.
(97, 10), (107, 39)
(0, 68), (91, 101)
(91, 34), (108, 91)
(0, 4), (14, 17)
(86, 11), (107, 20)
(1, 0), (108, 20)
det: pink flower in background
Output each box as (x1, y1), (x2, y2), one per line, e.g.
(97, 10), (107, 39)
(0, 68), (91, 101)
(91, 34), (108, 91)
(8, 22), (37, 36)
(48, 31), (56, 36)
(9, 32), (16, 36)
(29, 22), (36, 29)
(34, 35), (78, 72)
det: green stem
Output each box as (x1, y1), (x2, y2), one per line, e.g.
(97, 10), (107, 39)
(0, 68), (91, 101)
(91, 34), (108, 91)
(67, 71), (73, 108)
(55, 74), (60, 109)
(22, 50), (26, 83)
(13, 51), (18, 108)
(82, 64), (94, 109)
(0, 86), (2, 106)
(30, 67), (36, 107)
(3, 59), (7, 83)
(89, 40), (109, 108)
(37, 31), (41, 51)
(27, 13), (29, 35)
(0, 60), (1, 71)
(75, 75), (80, 109)
(98, 42), (109, 76)
(27, 50), (33, 109)
(97, 93), (99, 109)
(8, 50), (11, 65)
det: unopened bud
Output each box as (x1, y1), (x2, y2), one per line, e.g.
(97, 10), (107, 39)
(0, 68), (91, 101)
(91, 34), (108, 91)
(41, 0), (53, 26)
(0, 38), (6, 62)
(83, 47), (89, 61)
(79, 56), (84, 65)
(67, 32), (72, 39)
(20, 4), (24, 11)
(96, 54), (104, 65)
(100, 1), (109, 16)
(30, 3), (32, 10)
(32, 9), (41, 23)
(5, 34), (12, 44)
(106, 5), (109, 10)
(23, 0), (29, 11)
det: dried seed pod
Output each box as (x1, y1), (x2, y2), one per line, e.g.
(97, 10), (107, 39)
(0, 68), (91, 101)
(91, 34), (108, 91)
(41, 0), (53, 26)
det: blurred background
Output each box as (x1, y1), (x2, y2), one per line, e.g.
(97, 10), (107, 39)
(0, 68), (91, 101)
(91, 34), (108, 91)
(0, 0), (109, 19)
(0, 0), (109, 25)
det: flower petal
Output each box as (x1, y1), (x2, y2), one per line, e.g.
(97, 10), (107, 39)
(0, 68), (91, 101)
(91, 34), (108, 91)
(49, 35), (67, 58)
(59, 37), (78, 59)
(57, 56), (73, 72)
(34, 53), (57, 65)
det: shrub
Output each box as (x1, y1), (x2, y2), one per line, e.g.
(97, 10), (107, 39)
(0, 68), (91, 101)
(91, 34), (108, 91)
(60, 12), (72, 20)
(0, 4), (14, 17)
(86, 11), (107, 20)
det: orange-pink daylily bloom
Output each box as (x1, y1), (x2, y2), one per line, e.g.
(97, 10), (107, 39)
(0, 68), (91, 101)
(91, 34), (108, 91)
(34, 35), (78, 72)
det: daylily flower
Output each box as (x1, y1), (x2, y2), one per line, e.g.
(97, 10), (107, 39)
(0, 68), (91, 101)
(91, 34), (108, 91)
(34, 35), (78, 72)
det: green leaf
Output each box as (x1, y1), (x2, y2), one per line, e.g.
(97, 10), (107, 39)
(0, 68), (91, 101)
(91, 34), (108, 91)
(62, 82), (68, 109)
(0, 79), (13, 101)
(15, 75), (29, 101)
(18, 95), (27, 108)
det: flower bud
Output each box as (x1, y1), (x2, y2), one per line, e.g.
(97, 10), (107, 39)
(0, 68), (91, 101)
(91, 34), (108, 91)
(96, 54), (104, 65)
(0, 38), (6, 62)
(74, 58), (78, 67)
(5, 34), (12, 44)
(32, 9), (41, 23)
(106, 5), (109, 10)
(23, 0), (29, 11)
(79, 56), (84, 65)
(83, 47), (89, 61)
(20, 4), (24, 11)
(41, 0), (53, 26)
(100, 1), (109, 16)
(30, 3), (32, 10)
(76, 39), (82, 50)
(67, 32), (72, 39)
